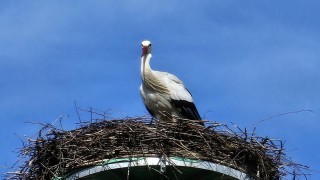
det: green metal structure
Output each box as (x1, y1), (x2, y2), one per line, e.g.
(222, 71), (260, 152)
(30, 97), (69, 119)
(62, 157), (250, 180)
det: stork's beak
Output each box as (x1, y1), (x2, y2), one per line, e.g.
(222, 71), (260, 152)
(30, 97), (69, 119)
(141, 46), (148, 57)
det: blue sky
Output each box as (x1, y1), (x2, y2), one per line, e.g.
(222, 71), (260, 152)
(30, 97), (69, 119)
(1, 1), (319, 178)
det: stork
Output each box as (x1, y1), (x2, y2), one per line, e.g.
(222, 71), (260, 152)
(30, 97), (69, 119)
(140, 40), (203, 125)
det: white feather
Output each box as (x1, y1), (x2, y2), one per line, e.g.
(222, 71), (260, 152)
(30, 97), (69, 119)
(154, 71), (193, 102)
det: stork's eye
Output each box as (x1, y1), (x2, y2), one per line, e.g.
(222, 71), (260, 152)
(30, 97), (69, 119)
(148, 44), (152, 47)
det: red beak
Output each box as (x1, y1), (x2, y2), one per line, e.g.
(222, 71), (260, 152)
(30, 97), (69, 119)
(141, 46), (148, 57)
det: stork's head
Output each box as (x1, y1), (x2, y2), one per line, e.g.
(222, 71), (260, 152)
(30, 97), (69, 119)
(141, 40), (152, 57)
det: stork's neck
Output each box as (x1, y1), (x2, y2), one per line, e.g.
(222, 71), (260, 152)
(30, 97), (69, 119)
(141, 54), (152, 80)
(140, 53), (170, 93)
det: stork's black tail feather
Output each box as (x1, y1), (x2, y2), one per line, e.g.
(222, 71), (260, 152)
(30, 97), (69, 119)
(171, 99), (204, 126)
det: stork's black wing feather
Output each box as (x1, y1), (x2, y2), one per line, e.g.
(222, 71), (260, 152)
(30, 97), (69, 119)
(171, 99), (204, 125)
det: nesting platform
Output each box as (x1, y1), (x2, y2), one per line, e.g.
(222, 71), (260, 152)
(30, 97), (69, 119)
(8, 114), (294, 179)
(65, 157), (249, 180)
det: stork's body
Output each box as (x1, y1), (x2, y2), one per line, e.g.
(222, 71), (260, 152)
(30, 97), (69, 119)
(140, 40), (203, 125)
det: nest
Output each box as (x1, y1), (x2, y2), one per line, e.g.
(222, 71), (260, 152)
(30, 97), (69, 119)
(7, 110), (308, 179)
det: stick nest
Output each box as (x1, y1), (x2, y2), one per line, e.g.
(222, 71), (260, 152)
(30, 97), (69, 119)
(7, 111), (307, 179)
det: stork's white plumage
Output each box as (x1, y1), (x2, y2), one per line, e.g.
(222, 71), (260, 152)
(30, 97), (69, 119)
(140, 40), (203, 125)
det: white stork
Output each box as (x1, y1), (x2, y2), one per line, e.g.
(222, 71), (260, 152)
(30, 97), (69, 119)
(140, 40), (203, 125)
